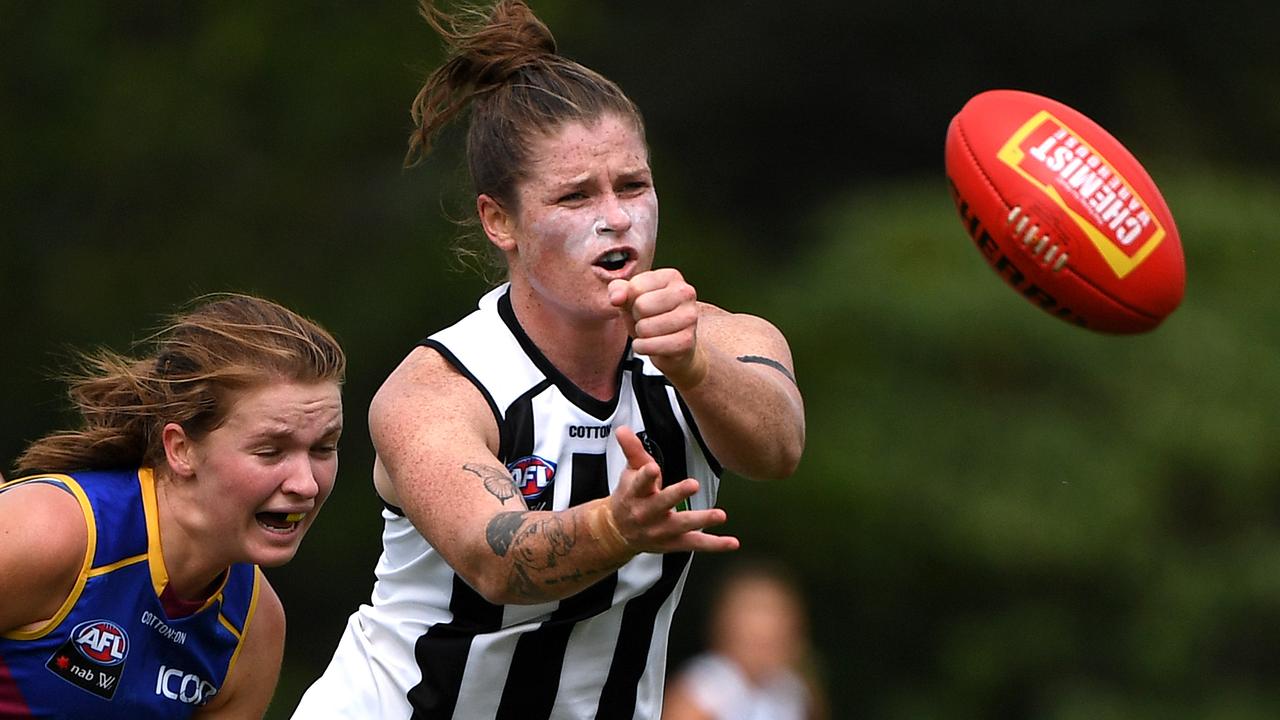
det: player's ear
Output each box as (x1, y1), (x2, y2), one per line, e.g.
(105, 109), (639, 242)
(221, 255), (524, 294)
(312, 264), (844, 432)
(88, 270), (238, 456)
(162, 422), (198, 478)
(478, 194), (517, 252)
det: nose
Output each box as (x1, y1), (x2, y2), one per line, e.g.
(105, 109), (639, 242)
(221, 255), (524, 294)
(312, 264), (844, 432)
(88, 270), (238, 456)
(281, 456), (321, 499)
(596, 193), (633, 235)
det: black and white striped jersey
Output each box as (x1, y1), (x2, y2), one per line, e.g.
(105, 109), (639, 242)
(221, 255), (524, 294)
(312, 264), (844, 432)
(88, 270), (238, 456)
(293, 285), (722, 719)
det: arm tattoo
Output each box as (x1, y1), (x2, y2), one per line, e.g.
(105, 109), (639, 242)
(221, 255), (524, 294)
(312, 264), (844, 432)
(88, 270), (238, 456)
(486, 511), (581, 600)
(509, 516), (576, 569)
(464, 462), (526, 507)
(737, 354), (797, 384)
(486, 511), (528, 556)
(509, 564), (538, 598)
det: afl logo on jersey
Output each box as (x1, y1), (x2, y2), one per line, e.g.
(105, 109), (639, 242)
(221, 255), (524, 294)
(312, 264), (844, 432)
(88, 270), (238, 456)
(46, 618), (130, 699)
(509, 455), (556, 501)
(72, 619), (129, 665)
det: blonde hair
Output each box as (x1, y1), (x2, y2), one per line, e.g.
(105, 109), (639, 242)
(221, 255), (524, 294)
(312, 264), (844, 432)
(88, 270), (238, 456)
(16, 293), (345, 474)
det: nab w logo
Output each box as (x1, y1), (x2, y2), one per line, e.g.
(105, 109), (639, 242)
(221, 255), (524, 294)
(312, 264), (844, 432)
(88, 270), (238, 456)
(72, 620), (129, 665)
(509, 455), (556, 501)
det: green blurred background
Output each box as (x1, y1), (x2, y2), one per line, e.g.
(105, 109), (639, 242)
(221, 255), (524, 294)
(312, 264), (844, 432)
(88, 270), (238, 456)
(3, 2), (1278, 717)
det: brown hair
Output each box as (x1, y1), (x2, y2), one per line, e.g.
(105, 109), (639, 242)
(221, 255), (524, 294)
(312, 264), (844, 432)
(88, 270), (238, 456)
(15, 293), (346, 475)
(406, 0), (646, 274)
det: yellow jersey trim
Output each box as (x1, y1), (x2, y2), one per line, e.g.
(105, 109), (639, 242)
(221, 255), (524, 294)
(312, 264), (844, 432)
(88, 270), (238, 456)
(0, 474), (98, 640)
(87, 553), (148, 576)
(223, 567), (263, 676)
(138, 467), (232, 614)
(139, 467), (170, 598)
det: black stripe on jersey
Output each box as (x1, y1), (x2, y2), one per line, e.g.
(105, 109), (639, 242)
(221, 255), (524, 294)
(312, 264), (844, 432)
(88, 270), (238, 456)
(494, 452), (618, 719)
(497, 289), (631, 421)
(494, 379), (550, 474)
(594, 362), (696, 716)
(597, 550), (693, 718)
(408, 576), (505, 719)
(674, 391), (723, 478)
(626, 358), (690, 486)
(407, 342), (536, 720)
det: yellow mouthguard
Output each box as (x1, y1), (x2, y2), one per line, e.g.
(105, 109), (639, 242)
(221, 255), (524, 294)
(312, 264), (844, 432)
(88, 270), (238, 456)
(284, 512), (306, 523)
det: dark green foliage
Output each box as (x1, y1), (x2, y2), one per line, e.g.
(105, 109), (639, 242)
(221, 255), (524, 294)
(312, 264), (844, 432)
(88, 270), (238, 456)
(1, 3), (1276, 718)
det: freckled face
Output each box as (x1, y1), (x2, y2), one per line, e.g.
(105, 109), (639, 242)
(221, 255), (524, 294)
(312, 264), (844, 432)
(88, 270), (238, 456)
(506, 113), (658, 321)
(186, 380), (343, 568)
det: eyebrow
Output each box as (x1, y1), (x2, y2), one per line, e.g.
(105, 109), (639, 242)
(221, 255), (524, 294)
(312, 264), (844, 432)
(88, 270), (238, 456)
(247, 422), (343, 441)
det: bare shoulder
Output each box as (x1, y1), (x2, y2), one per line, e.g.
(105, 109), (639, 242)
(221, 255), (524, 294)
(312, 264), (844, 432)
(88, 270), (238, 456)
(368, 346), (501, 511)
(0, 481), (89, 632)
(370, 345), (498, 451)
(239, 570), (285, 661)
(695, 302), (792, 357)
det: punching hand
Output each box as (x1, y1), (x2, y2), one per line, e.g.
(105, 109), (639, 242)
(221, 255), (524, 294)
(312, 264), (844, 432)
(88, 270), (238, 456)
(609, 270), (709, 388)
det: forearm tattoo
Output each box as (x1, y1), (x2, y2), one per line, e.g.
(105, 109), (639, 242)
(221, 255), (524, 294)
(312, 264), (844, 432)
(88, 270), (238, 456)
(464, 462), (526, 507)
(486, 511), (528, 556)
(737, 354), (797, 384)
(485, 510), (584, 600)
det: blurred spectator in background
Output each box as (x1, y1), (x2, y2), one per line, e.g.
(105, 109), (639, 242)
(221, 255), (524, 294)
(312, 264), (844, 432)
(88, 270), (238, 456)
(663, 561), (828, 720)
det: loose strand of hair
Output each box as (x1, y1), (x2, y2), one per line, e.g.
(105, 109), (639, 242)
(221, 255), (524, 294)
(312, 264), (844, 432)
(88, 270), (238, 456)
(406, 0), (557, 167)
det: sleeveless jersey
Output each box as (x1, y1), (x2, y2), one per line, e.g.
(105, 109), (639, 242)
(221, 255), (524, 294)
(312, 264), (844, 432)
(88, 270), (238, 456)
(0, 468), (261, 718)
(294, 284), (722, 719)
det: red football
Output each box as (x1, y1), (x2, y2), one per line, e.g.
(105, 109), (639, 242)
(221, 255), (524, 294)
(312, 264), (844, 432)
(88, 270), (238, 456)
(945, 89), (1185, 333)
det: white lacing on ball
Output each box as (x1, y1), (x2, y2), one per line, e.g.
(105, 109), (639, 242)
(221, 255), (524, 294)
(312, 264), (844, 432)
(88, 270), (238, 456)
(1007, 206), (1069, 272)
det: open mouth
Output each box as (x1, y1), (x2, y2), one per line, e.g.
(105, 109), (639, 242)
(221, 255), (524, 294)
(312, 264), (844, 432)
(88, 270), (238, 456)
(595, 249), (631, 272)
(256, 511), (306, 534)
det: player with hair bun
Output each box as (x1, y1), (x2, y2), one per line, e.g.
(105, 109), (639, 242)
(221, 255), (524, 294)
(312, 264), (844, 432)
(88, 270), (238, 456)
(293, 1), (805, 718)
(0, 293), (346, 718)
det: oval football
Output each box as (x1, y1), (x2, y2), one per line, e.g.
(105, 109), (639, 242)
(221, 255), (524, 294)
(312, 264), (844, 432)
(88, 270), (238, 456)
(945, 89), (1185, 333)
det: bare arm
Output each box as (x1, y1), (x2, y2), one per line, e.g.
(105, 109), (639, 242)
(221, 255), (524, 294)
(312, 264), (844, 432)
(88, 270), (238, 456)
(196, 572), (284, 719)
(610, 270), (806, 479)
(0, 483), (87, 634)
(370, 347), (739, 606)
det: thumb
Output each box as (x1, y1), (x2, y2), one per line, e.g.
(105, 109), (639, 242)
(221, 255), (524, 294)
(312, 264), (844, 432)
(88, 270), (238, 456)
(608, 278), (633, 309)
(616, 426), (660, 490)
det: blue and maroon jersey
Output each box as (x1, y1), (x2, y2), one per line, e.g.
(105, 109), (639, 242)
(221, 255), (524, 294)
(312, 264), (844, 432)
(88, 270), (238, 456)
(0, 468), (260, 718)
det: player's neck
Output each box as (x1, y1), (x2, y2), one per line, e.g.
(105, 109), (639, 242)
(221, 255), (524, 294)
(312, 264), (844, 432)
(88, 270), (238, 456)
(508, 287), (629, 401)
(152, 472), (232, 603)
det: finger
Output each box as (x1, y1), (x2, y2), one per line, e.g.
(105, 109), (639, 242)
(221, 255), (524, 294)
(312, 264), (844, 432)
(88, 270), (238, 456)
(614, 426), (663, 496)
(663, 529), (741, 554)
(608, 278), (633, 309)
(621, 269), (671, 297)
(628, 282), (694, 321)
(652, 477), (701, 509)
(615, 426), (654, 470)
(632, 310), (696, 341)
(664, 506), (728, 532)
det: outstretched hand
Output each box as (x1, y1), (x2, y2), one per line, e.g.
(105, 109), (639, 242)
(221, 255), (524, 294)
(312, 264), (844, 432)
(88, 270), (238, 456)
(609, 270), (709, 388)
(607, 426), (738, 554)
